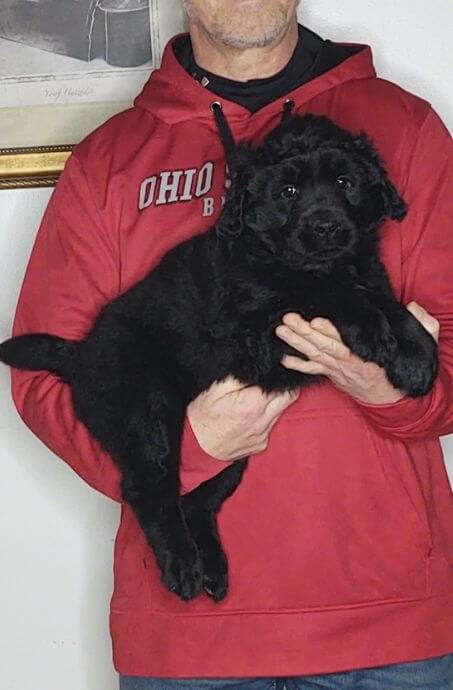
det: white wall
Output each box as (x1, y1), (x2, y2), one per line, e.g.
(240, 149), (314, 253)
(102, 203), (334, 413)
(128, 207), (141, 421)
(1, 2), (452, 688)
(302, 0), (453, 132)
(0, 189), (119, 690)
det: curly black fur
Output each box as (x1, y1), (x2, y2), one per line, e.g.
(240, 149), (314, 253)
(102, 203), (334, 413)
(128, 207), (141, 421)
(0, 115), (438, 601)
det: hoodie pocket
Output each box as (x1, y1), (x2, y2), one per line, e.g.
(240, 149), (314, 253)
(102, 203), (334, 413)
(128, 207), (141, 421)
(144, 410), (432, 615)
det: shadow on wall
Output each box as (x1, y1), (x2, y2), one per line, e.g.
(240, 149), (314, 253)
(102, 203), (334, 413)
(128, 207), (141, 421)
(0, 0), (152, 68)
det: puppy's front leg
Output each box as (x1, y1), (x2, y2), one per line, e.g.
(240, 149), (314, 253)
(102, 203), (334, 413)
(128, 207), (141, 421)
(331, 295), (438, 398)
(119, 406), (203, 601)
(315, 296), (398, 374)
(373, 298), (438, 397)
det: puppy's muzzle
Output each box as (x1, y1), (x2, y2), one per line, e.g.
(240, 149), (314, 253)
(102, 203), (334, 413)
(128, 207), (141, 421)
(312, 220), (341, 237)
(298, 210), (355, 262)
(305, 212), (349, 244)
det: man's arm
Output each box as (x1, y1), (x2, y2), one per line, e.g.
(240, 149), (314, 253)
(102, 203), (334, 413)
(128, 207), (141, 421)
(11, 154), (124, 500)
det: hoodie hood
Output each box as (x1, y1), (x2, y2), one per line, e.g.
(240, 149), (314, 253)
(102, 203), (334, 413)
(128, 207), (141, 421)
(134, 33), (377, 126)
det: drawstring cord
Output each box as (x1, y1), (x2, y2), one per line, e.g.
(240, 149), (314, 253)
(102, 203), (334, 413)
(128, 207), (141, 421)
(282, 98), (294, 122)
(210, 101), (236, 160)
(210, 98), (295, 161)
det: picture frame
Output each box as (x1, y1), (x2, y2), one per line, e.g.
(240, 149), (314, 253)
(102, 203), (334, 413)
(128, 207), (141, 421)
(0, 144), (72, 189)
(0, 0), (184, 189)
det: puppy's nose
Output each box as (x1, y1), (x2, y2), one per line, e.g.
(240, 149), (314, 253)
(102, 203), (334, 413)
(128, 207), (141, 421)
(313, 221), (340, 235)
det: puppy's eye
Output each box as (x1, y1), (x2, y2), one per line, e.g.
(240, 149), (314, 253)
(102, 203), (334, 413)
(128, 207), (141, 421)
(280, 185), (298, 199)
(336, 176), (354, 190)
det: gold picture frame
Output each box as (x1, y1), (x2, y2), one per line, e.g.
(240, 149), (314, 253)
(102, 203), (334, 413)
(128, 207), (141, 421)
(0, 145), (73, 190)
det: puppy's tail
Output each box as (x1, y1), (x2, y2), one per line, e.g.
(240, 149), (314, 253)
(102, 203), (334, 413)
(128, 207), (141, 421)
(0, 334), (77, 380)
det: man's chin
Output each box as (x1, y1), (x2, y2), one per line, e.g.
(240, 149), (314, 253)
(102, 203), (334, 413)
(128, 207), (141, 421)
(214, 21), (288, 50)
(200, 0), (294, 51)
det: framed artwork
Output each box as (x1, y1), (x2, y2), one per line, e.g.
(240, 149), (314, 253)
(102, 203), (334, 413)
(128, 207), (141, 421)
(0, 0), (184, 188)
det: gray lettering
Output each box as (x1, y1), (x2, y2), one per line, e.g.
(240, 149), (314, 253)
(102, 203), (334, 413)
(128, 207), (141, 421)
(156, 170), (183, 205)
(138, 176), (157, 210)
(179, 168), (197, 201)
(195, 162), (214, 197)
(203, 197), (215, 217)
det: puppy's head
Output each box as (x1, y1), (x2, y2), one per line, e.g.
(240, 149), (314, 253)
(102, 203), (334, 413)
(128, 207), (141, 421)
(216, 114), (407, 271)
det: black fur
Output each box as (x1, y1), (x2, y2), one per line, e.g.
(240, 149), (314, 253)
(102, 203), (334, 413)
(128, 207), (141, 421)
(0, 115), (438, 601)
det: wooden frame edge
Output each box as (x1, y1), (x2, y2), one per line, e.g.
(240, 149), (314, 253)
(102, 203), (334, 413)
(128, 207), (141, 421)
(0, 145), (73, 189)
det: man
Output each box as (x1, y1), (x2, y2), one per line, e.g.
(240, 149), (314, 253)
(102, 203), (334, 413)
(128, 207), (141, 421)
(10, 1), (453, 688)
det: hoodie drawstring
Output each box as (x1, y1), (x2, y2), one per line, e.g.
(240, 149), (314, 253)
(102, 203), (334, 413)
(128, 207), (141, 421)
(282, 99), (294, 122)
(211, 101), (236, 160)
(211, 98), (295, 162)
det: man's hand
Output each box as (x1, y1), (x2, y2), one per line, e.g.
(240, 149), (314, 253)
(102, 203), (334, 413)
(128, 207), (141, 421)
(187, 376), (299, 461)
(275, 301), (440, 405)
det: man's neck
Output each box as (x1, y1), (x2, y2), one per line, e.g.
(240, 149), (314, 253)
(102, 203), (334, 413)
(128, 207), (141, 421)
(188, 20), (299, 82)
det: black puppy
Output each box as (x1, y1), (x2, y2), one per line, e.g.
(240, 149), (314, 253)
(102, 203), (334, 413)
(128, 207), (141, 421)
(0, 115), (438, 602)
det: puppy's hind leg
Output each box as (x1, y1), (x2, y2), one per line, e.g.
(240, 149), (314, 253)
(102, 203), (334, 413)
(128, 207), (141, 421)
(182, 460), (248, 601)
(118, 398), (203, 601)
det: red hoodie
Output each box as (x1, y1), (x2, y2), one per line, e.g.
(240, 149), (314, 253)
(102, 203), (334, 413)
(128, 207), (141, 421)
(10, 35), (453, 677)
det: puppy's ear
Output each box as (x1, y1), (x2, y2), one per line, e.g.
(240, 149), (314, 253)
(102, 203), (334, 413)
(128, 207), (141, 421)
(378, 178), (408, 221)
(215, 181), (247, 239)
(215, 144), (255, 239)
(351, 134), (408, 222)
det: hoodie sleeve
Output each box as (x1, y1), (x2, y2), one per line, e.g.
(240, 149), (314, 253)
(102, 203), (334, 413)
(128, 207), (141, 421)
(180, 418), (234, 495)
(11, 152), (229, 501)
(356, 108), (453, 440)
(11, 154), (124, 501)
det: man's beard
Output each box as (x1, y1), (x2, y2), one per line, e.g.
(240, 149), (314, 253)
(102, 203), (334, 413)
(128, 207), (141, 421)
(182, 1), (295, 50)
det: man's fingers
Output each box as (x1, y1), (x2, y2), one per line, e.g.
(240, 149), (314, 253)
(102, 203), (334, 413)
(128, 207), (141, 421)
(406, 301), (440, 342)
(277, 314), (351, 362)
(281, 355), (326, 376)
(276, 325), (324, 360)
(309, 317), (342, 341)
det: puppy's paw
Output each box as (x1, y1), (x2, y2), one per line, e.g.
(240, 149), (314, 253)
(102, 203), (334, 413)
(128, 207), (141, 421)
(201, 542), (229, 602)
(387, 347), (438, 398)
(338, 312), (397, 368)
(157, 540), (203, 601)
(182, 502), (230, 602)
(383, 307), (439, 397)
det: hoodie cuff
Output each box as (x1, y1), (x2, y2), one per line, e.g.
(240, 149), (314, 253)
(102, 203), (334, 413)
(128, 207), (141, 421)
(354, 393), (431, 435)
(180, 416), (233, 495)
